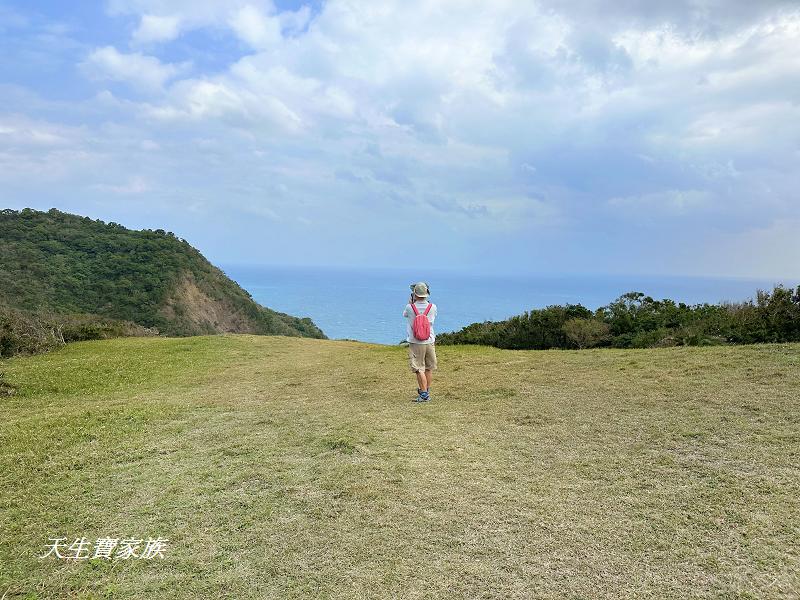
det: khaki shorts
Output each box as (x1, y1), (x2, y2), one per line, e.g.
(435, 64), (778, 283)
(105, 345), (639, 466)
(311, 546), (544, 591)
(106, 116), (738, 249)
(408, 343), (437, 373)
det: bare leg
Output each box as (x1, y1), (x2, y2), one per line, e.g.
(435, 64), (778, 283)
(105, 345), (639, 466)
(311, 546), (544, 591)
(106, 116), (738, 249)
(416, 370), (427, 391)
(425, 369), (432, 391)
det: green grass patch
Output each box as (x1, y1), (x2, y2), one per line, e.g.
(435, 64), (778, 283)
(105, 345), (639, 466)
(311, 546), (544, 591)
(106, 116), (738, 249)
(1, 336), (799, 598)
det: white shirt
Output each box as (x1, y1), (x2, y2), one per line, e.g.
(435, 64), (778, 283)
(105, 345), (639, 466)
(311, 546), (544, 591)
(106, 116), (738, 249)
(403, 300), (437, 344)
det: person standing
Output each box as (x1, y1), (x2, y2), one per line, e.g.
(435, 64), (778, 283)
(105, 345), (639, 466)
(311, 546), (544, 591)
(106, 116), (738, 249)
(403, 282), (438, 402)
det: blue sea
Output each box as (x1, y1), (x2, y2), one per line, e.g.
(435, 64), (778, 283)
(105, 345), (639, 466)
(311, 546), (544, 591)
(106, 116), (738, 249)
(221, 265), (789, 345)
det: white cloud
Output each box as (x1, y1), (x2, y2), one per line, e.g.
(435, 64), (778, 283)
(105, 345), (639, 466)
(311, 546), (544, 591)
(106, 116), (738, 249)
(5, 1), (800, 275)
(91, 175), (150, 194)
(228, 5), (281, 49)
(107, 0), (304, 45)
(143, 77), (304, 132)
(0, 116), (98, 183)
(83, 46), (187, 92)
(608, 190), (714, 216)
(132, 14), (182, 44)
(278, 5), (312, 35)
(0, 115), (86, 148)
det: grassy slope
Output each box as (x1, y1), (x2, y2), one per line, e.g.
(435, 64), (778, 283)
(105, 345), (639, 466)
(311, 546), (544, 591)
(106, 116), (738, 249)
(1, 337), (798, 599)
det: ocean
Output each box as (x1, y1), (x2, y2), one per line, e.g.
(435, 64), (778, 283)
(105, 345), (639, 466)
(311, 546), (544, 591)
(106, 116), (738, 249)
(221, 265), (788, 345)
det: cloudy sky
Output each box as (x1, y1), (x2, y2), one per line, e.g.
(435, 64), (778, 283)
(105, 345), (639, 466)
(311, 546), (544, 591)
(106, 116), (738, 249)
(1, 0), (798, 278)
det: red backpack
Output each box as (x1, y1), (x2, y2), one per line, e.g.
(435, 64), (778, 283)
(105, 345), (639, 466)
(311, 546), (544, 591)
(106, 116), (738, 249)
(409, 302), (432, 341)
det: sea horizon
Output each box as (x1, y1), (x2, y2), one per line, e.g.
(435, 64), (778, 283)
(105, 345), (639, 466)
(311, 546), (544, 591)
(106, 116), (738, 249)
(221, 264), (793, 345)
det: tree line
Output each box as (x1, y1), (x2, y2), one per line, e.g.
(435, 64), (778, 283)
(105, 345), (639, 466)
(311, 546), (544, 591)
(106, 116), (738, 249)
(436, 286), (800, 350)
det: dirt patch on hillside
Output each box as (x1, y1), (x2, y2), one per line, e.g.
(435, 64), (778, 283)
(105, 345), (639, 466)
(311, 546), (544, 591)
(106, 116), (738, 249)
(160, 272), (258, 334)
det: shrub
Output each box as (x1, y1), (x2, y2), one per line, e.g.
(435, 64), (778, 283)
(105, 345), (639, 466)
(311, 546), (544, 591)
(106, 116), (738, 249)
(0, 306), (65, 357)
(439, 284), (799, 351)
(562, 318), (611, 349)
(0, 305), (157, 358)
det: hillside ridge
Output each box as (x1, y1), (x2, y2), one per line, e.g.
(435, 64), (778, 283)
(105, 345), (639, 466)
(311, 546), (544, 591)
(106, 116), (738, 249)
(0, 208), (325, 338)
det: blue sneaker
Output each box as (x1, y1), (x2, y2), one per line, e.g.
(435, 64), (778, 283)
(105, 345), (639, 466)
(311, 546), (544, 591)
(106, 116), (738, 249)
(414, 390), (430, 402)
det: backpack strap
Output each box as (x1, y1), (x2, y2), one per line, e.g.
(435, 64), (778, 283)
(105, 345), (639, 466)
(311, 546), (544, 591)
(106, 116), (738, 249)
(410, 303), (419, 316)
(423, 303), (432, 316)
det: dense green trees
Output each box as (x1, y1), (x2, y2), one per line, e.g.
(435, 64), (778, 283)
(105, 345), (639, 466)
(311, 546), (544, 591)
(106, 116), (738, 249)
(438, 285), (800, 350)
(0, 208), (325, 343)
(438, 304), (593, 350)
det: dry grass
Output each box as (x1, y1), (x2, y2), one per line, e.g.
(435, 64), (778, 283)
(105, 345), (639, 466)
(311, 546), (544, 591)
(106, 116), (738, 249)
(1, 335), (798, 599)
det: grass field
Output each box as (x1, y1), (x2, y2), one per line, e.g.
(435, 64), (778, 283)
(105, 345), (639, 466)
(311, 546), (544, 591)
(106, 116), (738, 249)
(1, 335), (799, 599)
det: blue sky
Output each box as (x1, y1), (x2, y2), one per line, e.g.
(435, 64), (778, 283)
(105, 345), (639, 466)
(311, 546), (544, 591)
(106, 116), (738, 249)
(1, 0), (798, 278)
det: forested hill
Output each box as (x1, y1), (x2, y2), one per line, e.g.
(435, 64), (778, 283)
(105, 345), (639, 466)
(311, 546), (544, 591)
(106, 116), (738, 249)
(0, 208), (325, 338)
